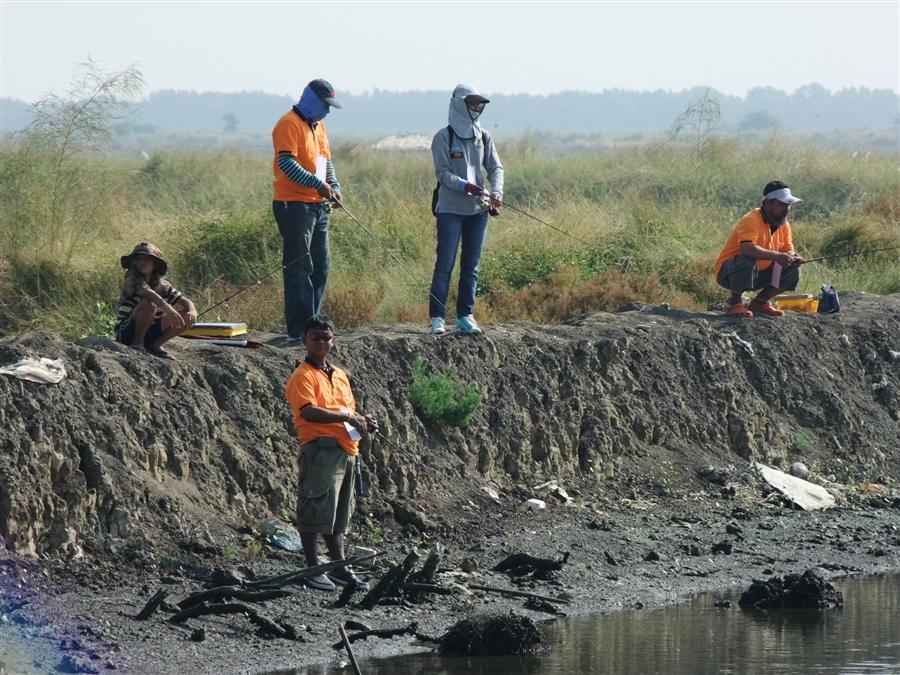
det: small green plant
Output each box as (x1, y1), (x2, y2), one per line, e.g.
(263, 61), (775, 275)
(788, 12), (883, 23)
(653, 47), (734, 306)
(81, 300), (117, 339)
(791, 434), (812, 453)
(408, 357), (483, 428)
(222, 541), (239, 561)
(246, 538), (264, 558)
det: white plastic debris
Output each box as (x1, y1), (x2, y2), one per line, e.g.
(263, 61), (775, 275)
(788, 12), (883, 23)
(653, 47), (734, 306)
(525, 498), (547, 511)
(839, 334), (850, 348)
(721, 331), (754, 357)
(0, 357), (66, 384)
(753, 462), (835, 510)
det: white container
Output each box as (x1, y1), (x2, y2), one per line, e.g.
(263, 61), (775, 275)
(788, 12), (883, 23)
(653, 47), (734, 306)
(525, 498), (547, 511)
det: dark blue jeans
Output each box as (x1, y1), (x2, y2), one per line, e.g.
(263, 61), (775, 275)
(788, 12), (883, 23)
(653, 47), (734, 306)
(273, 200), (330, 337)
(429, 211), (489, 319)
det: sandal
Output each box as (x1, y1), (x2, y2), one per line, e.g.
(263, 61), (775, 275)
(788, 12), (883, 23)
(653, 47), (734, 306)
(726, 302), (753, 318)
(747, 300), (784, 317)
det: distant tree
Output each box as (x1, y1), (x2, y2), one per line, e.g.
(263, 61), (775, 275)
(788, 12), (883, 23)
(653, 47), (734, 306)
(223, 112), (239, 133)
(15, 59), (144, 265)
(669, 88), (720, 154)
(737, 110), (781, 132)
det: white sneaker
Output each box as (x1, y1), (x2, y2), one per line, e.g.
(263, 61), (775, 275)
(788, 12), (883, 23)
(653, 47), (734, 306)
(456, 315), (482, 334)
(430, 317), (446, 334)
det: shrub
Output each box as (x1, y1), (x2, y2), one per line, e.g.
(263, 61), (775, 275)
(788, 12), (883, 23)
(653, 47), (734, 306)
(408, 357), (482, 428)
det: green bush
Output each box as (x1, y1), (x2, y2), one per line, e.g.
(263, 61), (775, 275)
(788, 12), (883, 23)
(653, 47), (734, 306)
(176, 210), (282, 289)
(408, 357), (482, 428)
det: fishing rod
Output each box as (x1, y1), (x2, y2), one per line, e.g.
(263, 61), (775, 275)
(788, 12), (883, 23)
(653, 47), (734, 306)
(470, 189), (594, 248)
(197, 255), (306, 319)
(331, 200), (449, 314)
(799, 245), (900, 265)
(196, 199), (449, 319)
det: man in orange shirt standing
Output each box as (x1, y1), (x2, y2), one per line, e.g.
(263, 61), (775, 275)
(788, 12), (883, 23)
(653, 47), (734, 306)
(714, 181), (806, 318)
(285, 315), (379, 592)
(272, 79), (343, 341)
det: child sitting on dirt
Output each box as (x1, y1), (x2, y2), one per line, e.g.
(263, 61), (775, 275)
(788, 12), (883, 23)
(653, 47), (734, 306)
(114, 242), (196, 360)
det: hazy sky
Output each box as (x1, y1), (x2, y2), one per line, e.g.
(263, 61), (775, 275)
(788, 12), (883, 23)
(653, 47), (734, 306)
(2, 1), (898, 103)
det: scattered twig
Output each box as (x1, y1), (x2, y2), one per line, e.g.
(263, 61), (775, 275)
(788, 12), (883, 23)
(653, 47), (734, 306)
(338, 625), (363, 675)
(134, 589), (168, 620)
(468, 584), (571, 605)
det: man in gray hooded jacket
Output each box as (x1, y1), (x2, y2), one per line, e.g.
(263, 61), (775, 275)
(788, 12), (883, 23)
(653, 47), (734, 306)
(428, 84), (504, 334)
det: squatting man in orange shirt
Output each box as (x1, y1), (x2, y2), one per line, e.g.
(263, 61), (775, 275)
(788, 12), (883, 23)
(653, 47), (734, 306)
(714, 181), (806, 318)
(285, 315), (379, 592)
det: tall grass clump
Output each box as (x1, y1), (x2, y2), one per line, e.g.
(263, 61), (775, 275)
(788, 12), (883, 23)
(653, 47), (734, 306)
(409, 357), (483, 428)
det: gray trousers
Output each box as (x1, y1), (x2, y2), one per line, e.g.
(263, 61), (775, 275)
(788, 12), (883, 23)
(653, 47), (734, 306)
(717, 255), (800, 294)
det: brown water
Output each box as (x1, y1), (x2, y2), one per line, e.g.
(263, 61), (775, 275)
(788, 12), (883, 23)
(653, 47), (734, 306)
(299, 572), (900, 675)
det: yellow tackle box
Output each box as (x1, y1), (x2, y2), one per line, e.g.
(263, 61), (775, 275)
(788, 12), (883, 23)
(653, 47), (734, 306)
(776, 294), (819, 313)
(182, 322), (248, 337)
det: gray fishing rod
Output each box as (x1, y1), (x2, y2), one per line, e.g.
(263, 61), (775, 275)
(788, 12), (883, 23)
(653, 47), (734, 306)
(331, 199), (449, 314)
(197, 255), (307, 319)
(197, 199), (448, 319)
(799, 245), (900, 265)
(469, 189), (594, 248)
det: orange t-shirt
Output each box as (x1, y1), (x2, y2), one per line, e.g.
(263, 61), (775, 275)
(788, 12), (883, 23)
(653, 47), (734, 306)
(714, 208), (795, 277)
(285, 360), (358, 455)
(272, 110), (331, 203)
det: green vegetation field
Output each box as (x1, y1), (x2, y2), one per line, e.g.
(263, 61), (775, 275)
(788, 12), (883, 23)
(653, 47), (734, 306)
(2, 131), (899, 339)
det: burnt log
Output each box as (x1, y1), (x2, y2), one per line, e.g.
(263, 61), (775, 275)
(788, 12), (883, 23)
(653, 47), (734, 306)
(134, 589), (168, 620)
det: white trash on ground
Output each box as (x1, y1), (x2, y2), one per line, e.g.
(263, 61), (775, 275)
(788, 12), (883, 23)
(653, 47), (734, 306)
(753, 462), (836, 510)
(0, 357), (66, 384)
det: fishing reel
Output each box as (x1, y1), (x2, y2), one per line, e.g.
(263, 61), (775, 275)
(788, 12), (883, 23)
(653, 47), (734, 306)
(476, 194), (492, 211)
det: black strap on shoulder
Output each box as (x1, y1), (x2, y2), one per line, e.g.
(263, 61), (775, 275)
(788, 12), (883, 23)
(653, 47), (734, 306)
(447, 125), (454, 154)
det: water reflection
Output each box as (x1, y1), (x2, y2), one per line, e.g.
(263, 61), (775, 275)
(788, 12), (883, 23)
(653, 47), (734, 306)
(295, 573), (899, 674)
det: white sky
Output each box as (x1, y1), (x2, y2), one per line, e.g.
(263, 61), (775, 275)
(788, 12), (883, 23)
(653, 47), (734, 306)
(1, 1), (898, 103)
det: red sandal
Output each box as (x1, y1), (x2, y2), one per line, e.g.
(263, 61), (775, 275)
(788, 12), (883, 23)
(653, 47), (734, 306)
(726, 302), (753, 318)
(747, 300), (784, 317)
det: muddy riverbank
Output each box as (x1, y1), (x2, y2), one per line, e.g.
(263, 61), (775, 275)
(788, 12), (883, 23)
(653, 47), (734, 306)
(1, 294), (898, 672)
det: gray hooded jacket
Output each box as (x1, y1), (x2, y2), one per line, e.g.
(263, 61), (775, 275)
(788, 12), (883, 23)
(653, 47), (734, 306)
(432, 84), (504, 216)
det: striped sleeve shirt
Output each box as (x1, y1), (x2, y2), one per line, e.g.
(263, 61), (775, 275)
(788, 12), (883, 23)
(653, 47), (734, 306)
(115, 276), (182, 331)
(277, 154), (341, 191)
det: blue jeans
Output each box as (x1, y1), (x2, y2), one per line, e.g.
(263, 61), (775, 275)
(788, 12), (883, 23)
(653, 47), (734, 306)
(429, 211), (489, 319)
(273, 201), (330, 337)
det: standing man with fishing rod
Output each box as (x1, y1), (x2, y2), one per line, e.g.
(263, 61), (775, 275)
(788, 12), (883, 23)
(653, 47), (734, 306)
(428, 84), (504, 335)
(272, 79), (343, 342)
(714, 181), (806, 318)
(285, 315), (379, 592)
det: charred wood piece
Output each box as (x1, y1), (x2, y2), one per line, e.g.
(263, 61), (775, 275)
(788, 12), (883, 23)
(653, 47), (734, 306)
(134, 589), (168, 620)
(331, 622), (419, 649)
(468, 583), (571, 605)
(493, 552), (570, 574)
(359, 550), (420, 610)
(177, 586), (291, 610)
(169, 602), (298, 639)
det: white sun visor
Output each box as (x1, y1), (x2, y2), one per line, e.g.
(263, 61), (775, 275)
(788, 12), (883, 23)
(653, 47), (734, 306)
(764, 187), (803, 204)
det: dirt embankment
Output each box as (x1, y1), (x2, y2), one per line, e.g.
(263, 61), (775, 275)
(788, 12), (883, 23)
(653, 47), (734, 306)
(0, 294), (898, 672)
(1, 293), (899, 558)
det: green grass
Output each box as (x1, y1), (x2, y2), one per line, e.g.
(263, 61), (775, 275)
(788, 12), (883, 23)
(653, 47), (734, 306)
(1, 135), (898, 337)
(408, 357), (483, 428)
